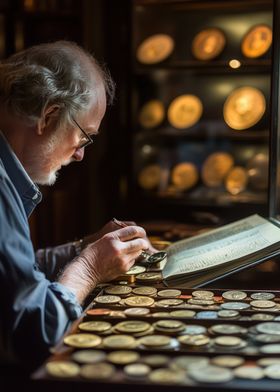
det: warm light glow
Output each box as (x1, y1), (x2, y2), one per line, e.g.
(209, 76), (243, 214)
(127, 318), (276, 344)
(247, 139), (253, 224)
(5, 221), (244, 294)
(229, 59), (241, 69)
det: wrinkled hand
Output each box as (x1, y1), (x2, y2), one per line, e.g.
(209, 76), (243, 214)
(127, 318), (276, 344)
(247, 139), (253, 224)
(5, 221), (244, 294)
(59, 225), (150, 304)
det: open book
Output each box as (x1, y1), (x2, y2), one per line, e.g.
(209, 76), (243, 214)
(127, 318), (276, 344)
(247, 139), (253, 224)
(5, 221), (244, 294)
(162, 214), (280, 287)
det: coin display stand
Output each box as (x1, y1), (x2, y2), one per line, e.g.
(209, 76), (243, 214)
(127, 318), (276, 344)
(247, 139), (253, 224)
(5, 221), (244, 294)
(127, 0), (273, 224)
(34, 286), (280, 391)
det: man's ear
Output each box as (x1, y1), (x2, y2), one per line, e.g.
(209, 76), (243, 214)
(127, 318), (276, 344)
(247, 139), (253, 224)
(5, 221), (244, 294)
(37, 105), (60, 135)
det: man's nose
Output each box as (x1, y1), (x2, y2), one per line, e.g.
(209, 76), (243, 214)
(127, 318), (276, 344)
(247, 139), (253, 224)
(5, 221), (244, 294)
(72, 147), (84, 161)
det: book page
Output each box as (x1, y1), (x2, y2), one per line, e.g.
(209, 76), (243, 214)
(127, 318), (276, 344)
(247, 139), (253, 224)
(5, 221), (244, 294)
(163, 215), (280, 279)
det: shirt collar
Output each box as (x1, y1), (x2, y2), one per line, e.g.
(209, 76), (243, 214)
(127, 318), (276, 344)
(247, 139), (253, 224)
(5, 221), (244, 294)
(0, 132), (42, 216)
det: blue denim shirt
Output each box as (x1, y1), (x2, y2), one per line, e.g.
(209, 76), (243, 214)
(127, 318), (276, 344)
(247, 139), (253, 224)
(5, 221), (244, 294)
(0, 132), (82, 367)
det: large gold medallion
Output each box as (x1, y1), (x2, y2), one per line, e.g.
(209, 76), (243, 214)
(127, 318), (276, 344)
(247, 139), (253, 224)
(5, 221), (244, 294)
(241, 24), (272, 58)
(136, 34), (174, 64)
(168, 94), (203, 129)
(191, 27), (226, 60)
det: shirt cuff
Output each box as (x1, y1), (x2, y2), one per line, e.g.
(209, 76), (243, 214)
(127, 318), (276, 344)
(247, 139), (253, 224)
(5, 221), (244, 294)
(49, 282), (83, 319)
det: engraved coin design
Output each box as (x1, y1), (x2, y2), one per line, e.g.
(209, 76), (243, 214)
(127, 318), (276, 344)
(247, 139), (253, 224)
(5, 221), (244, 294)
(211, 355), (245, 368)
(136, 34), (174, 64)
(146, 251), (167, 265)
(124, 296), (155, 307)
(139, 100), (165, 128)
(241, 24), (272, 58)
(170, 355), (209, 371)
(191, 27), (226, 60)
(189, 365), (234, 383)
(256, 322), (280, 335)
(157, 289), (182, 298)
(250, 300), (276, 309)
(104, 285), (132, 296)
(135, 272), (162, 283)
(71, 350), (106, 364)
(264, 364), (280, 379)
(64, 334), (102, 349)
(95, 295), (121, 304)
(106, 350), (140, 365)
(171, 162), (199, 191)
(78, 321), (112, 333)
(80, 363), (116, 379)
(132, 286), (157, 296)
(138, 165), (162, 190)
(225, 166), (248, 195)
(201, 152), (234, 187)
(210, 324), (247, 335)
(124, 307), (150, 316)
(154, 319), (185, 333)
(223, 86), (266, 130)
(126, 265), (147, 275)
(250, 292), (275, 300)
(192, 290), (215, 299)
(246, 153), (269, 190)
(46, 361), (80, 378)
(222, 290), (247, 301)
(103, 334), (136, 349)
(167, 94), (203, 129)
(221, 301), (250, 310)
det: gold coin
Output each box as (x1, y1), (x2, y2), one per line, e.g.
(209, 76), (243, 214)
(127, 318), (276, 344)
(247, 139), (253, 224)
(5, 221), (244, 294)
(136, 34), (174, 64)
(64, 334), (102, 348)
(135, 272), (162, 283)
(46, 361), (80, 378)
(132, 286), (157, 296)
(78, 321), (112, 333)
(126, 265), (147, 275)
(138, 165), (162, 190)
(222, 290), (247, 301)
(115, 320), (151, 333)
(170, 310), (196, 318)
(192, 290), (214, 299)
(95, 295), (121, 304)
(241, 24), (272, 58)
(214, 336), (243, 347)
(201, 152), (234, 187)
(102, 334), (136, 349)
(80, 363), (115, 380)
(104, 285), (132, 296)
(189, 365), (234, 383)
(246, 152), (269, 190)
(124, 295), (155, 307)
(250, 300), (276, 309)
(142, 354), (170, 367)
(191, 27), (226, 60)
(168, 94), (203, 129)
(178, 334), (210, 346)
(124, 363), (151, 378)
(157, 289), (182, 298)
(211, 355), (245, 368)
(153, 319), (185, 333)
(225, 166), (248, 195)
(139, 100), (165, 128)
(223, 86), (266, 130)
(171, 162), (199, 190)
(107, 350), (140, 365)
(140, 334), (172, 347)
(234, 365), (264, 380)
(71, 349), (106, 364)
(124, 307), (150, 316)
(149, 368), (186, 384)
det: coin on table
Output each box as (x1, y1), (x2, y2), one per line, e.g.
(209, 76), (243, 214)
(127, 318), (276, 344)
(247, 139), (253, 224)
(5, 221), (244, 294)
(184, 324), (207, 335)
(139, 334), (172, 347)
(149, 368), (186, 384)
(142, 354), (170, 368)
(260, 344), (280, 354)
(250, 292), (275, 300)
(196, 311), (218, 319)
(201, 152), (234, 187)
(188, 364), (234, 383)
(178, 334), (210, 346)
(191, 27), (226, 60)
(225, 166), (248, 195)
(138, 100), (165, 128)
(223, 86), (266, 130)
(250, 300), (276, 309)
(136, 34), (174, 64)
(124, 307), (150, 317)
(80, 362), (116, 380)
(170, 310), (196, 318)
(155, 298), (184, 307)
(124, 363), (151, 378)
(255, 334), (280, 344)
(46, 361), (80, 378)
(71, 349), (106, 364)
(234, 365), (264, 380)
(257, 357), (280, 367)
(104, 285), (132, 296)
(126, 265), (147, 275)
(95, 295), (122, 304)
(246, 153), (269, 190)
(86, 308), (111, 317)
(132, 286), (157, 296)
(157, 289), (182, 298)
(188, 298), (215, 306)
(264, 364), (280, 379)
(170, 355), (209, 371)
(192, 290), (215, 299)
(124, 295), (155, 307)
(214, 336), (245, 347)
(106, 350), (140, 365)
(241, 24), (272, 58)
(221, 301), (250, 310)
(211, 355), (245, 368)
(256, 322), (280, 335)
(115, 320), (151, 334)
(138, 164), (162, 190)
(218, 310), (240, 319)
(102, 334), (136, 349)
(251, 313), (275, 321)
(210, 324), (247, 335)
(171, 162), (199, 191)
(222, 290), (247, 301)
(78, 321), (112, 333)
(154, 319), (185, 333)
(167, 94), (203, 129)
(64, 334), (102, 349)
(135, 272), (162, 283)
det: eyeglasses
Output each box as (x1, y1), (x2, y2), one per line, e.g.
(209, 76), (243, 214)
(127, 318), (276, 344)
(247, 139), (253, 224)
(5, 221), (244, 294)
(72, 117), (93, 149)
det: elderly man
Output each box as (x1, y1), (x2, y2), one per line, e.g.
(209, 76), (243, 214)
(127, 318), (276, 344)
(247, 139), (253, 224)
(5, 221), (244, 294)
(0, 41), (151, 371)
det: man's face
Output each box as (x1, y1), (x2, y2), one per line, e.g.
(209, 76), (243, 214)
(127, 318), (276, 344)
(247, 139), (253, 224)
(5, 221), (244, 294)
(27, 80), (106, 185)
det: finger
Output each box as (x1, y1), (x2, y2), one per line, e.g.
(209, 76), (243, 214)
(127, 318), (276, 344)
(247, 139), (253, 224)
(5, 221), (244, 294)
(122, 238), (150, 255)
(115, 226), (147, 242)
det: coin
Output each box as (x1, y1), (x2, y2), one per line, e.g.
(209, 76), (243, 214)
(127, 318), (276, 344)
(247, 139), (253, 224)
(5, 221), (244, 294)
(104, 285), (132, 296)
(124, 307), (150, 317)
(171, 162), (199, 191)
(170, 355), (209, 371)
(214, 336), (244, 347)
(196, 311), (218, 319)
(148, 368), (186, 384)
(188, 298), (215, 306)
(106, 350), (140, 365)
(102, 334), (136, 349)
(210, 324), (247, 335)
(256, 322), (280, 335)
(234, 365), (264, 380)
(223, 86), (266, 130)
(241, 24), (272, 58)
(255, 334), (280, 344)
(124, 363), (151, 378)
(168, 94), (203, 129)
(135, 272), (162, 283)
(178, 334), (210, 346)
(250, 292), (275, 300)
(189, 365), (234, 383)
(184, 324), (207, 335)
(217, 310), (240, 319)
(191, 27), (226, 60)
(222, 290), (247, 301)
(264, 364), (280, 379)
(260, 344), (280, 354)
(71, 350), (106, 364)
(80, 362), (115, 379)
(132, 286), (157, 296)
(124, 296), (155, 307)
(136, 34), (174, 64)
(170, 310), (196, 318)
(142, 354), (170, 367)
(154, 319), (185, 333)
(250, 300), (276, 309)
(138, 100), (165, 128)
(95, 295), (121, 304)
(251, 313), (275, 321)
(225, 166), (248, 195)
(86, 308), (111, 317)
(201, 152), (234, 187)
(139, 334), (172, 347)
(221, 301), (250, 310)
(155, 298), (184, 307)
(246, 153), (269, 190)
(157, 289), (182, 298)
(126, 265), (147, 275)
(257, 358), (280, 367)
(78, 321), (112, 333)
(115, 320), (151, 334)
(192, 290), (215, 299)
(146, 251), (167, 265)
(211, 355), (245, 368)
(138, 165), (162, 190)
(46, 361), (80, 378)
(64, 334), (102, 348)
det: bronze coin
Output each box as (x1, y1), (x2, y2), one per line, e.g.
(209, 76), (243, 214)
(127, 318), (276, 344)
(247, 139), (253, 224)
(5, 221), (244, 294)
(136, 34), (174, 64)
(139, 100), (165, 128)
(191, 27), (226, 60)
(86, 308), (111, 316)
(246, 152), (269, 190)
(168, 94), (203, 129)
(225, 166), (248, 195)
(138, 164), (162, 190)
(201, 152), (234, 187)
(241, 24), (272, 58)
(171, 162), (199, 191)
(223, 86), (266, 130)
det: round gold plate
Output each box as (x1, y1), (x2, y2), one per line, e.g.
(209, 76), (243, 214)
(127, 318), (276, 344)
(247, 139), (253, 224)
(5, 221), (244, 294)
(136, 34), (174, 64)
(191, 27), (226, 60)
(168, 94), (203, 129)
(139, 100), (165, 128)
(138, 164), (162, 190)
(225, 166), (248, 195)
(223, 86), (266, 130)
(241, 24), (272, 58)
(171, 162), (199, 190)
(202, 152), (234, 187)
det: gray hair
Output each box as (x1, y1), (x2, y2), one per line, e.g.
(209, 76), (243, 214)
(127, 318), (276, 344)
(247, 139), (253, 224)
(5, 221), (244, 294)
(0, 40), (115, 128)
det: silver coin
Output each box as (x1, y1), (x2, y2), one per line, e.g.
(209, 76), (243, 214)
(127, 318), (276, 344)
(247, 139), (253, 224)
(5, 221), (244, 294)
(157, 289), (182, 298)
(124, 363), (151, 378)
(170, 355), (209, 371)
(251, 313), (275, 321)
(260, 344), (280, 354)
(210, 324), (247, 335)
(264, 364), (280, 379)
(192, 290), (214, 299)
(256, 322), (280, 335)
(221, 302), (250, 310)
(124, 307), (150, 317)
(250, 292), (275, 300)
(189, 365), (234, 383)
(196, 311), (218, 319)
(257, 357), (280, 367)
(184, 324), (207, 335)
(222, 290), (247, 301)
(71, 350), (106, 364)
(250, 300), (276, 309)
(218, 310), (240, 319)
(234, 365), (264, 380)
(255, 334), (280, 344)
